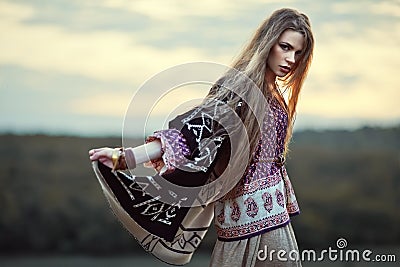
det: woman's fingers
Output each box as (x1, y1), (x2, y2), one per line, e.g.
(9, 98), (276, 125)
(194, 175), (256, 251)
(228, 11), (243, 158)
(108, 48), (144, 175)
(89, 147), (113, 161)
(88, 147), (117, 169)
(89, 147), (109, 155)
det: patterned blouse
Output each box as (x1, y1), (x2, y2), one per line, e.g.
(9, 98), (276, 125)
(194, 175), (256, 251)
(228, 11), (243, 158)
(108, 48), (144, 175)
(147, 97), (300, 242)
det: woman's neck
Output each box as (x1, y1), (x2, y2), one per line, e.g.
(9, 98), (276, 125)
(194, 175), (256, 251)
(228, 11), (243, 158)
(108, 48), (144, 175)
(264, 68), (277, 91)
(265, 69), (288, 111)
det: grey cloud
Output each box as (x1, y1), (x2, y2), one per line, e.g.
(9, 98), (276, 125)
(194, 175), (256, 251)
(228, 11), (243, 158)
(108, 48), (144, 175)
(12, 0), (151, 32)
(0, 64), (130, 136)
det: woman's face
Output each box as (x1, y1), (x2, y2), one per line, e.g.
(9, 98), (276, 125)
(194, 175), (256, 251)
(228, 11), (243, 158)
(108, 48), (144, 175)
(267, 29), (305, 78)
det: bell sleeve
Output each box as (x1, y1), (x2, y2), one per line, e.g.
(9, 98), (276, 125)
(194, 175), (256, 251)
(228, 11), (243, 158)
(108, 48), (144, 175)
(92, 99), (233, 265)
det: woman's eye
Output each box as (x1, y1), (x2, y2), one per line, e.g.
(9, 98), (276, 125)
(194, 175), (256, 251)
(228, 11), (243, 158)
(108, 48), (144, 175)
(280, 44), (289, 51)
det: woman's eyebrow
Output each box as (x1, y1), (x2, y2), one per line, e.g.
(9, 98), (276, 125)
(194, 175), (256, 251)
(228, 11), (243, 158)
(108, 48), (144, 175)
(281, 41), (302, 52)
(280, 42), (293, 49)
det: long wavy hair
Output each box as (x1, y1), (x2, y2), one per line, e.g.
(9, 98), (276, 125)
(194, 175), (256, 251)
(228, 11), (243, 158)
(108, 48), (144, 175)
(207, 8), (314, 161)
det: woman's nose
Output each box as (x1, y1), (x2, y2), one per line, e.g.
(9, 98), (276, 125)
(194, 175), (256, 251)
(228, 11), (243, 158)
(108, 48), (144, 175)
(286, 52), (296, 64)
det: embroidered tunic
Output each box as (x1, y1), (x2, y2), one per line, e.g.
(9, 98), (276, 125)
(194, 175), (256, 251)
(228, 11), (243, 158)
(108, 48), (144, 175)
(147, 97), (300, 242)
(214, 98), (299, 241)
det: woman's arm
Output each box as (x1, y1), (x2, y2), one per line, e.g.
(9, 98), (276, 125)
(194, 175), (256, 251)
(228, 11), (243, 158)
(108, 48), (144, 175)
(89, 139), (162, 170)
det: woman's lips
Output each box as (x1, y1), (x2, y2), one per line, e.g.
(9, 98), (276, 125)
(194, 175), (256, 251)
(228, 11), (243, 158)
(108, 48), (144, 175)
(279, 65), (291, 73)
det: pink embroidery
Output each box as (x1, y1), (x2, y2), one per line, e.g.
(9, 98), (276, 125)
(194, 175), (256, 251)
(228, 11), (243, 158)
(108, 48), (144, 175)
(214, 100), (301, 241)
(262, 192), (273, 213)
(287, 200), (299, 214)
(216, 212), (290, 240)
(229, 172), (282, 199)
(275, 189), (285, 208)
(244, 197), (258, 218)
(217, 207), (225, 225)
(230, 201), (241, 222)
(147, 129), (191, 174)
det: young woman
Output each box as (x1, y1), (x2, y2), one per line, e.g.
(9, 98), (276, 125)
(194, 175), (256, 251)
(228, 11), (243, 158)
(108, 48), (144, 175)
(89, 8), (314, 267)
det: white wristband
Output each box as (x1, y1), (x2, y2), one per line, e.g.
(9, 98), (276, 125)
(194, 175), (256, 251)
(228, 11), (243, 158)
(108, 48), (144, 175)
(125, 140), (162, 168)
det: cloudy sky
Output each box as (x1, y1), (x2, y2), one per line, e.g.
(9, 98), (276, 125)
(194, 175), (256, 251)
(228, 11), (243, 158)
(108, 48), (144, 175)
(1, 0), (399, 137)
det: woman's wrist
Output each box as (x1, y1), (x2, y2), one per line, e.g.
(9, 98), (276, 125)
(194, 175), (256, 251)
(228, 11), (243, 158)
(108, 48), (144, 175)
(112, 147), (127, 171)
(133, 140), (162, 163)
(124, 140), (163, 170)
(107, 141), (162, 171)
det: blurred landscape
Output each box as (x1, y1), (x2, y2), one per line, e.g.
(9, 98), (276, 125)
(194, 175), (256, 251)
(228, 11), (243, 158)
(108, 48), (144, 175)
(0, 125), (399, 266)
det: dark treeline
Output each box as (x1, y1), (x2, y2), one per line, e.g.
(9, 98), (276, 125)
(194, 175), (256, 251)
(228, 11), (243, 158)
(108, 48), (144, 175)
(0, 125), (399, 255)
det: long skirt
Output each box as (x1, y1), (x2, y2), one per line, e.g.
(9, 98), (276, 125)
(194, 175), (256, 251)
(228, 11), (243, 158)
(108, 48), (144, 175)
(210, 223), (302, 267)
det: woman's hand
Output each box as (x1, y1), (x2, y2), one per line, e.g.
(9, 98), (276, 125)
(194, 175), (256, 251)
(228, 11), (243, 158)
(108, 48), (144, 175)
(144, 158), (165, 173)
(89, 147), (115, 169)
